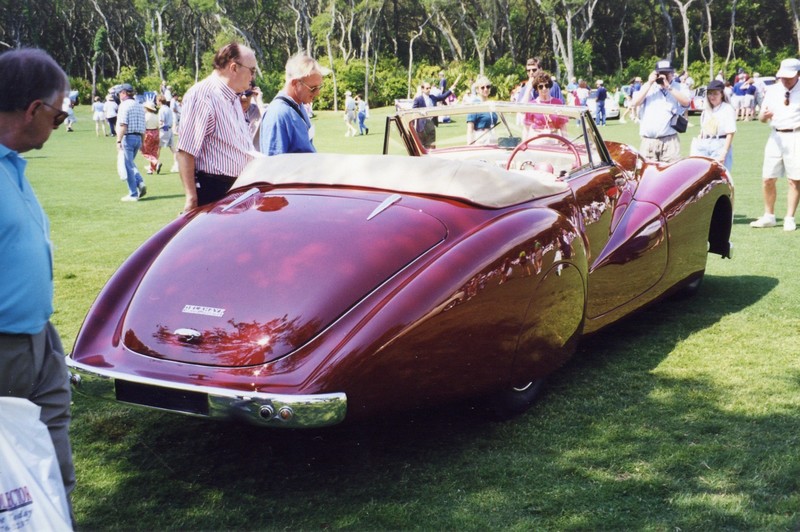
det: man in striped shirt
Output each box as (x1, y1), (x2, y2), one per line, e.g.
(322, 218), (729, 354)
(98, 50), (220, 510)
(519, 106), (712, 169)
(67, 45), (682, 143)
(177, 42), (258, 211)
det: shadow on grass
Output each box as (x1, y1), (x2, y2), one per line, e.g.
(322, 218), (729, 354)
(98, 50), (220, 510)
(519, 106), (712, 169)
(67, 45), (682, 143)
(72, 274), (798, 530)
(138, 193), (185, 202)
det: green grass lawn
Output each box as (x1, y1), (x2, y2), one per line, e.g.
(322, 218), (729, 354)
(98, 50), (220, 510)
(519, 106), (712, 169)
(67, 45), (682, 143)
(28, 106), (800, 530)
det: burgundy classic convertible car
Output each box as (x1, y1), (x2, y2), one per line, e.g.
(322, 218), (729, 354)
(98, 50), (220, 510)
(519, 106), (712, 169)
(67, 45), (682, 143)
(67, 102), (733, 428)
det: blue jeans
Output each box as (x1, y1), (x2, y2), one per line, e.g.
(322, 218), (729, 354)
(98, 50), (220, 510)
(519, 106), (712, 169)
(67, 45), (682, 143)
(121, 134), (144, 197)
(596, 101), (606, 125)
(358, 111), (367, 134)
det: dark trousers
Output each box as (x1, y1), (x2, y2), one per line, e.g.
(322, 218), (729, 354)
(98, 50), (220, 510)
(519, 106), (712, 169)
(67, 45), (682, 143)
(0, 323), (76, 527)
(196, 171), (236, 206)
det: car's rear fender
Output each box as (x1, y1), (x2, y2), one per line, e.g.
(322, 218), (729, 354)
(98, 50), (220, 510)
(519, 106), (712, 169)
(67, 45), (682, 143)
(634, 157), (733, 287)
(304, 207), (587, 419)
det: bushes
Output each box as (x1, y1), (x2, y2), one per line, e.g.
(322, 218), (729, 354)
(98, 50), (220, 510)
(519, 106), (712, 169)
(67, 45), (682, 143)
(69, 50), (794, 111)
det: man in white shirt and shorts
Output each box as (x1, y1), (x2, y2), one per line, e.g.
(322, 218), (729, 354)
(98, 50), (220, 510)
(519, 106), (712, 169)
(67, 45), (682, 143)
(751, 58), (800, 231)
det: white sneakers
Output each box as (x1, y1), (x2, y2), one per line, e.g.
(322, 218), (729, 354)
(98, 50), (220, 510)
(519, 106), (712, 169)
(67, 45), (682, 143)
(750, 214), (796, 231)
(750, 215), (776, 228)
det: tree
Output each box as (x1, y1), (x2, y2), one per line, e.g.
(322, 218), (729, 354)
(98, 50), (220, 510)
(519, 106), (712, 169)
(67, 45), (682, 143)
(406, 14), (432, 97)
(672, 0), (697, 74)
(356, 0), (383, 103)
(534, 0), (599, 80)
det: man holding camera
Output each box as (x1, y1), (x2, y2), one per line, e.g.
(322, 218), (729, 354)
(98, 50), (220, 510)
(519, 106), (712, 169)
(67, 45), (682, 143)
(629, 59), (691, 164)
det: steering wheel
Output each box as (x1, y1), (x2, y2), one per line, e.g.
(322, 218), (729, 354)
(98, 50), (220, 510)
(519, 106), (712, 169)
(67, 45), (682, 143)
(506, 133), (581, 172)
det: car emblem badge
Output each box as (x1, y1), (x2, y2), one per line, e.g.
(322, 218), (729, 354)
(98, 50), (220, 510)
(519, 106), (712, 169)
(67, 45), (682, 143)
(182, 305), (225, 317)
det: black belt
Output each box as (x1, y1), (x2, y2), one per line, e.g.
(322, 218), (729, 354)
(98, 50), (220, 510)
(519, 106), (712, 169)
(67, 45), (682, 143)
(702, 135), (728, 139)
(642, 133), (678, 140)
(195, 170), (236, 184)
(775, 127), (800, 133)
(124, 132), (143, 136)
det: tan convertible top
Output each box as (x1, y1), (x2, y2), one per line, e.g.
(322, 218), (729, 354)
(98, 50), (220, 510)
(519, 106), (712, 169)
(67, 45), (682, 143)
(234, 153), (568, 209)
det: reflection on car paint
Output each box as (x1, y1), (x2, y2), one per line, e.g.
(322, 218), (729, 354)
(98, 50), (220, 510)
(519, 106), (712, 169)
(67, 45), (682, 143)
(446, 225), (579, 309)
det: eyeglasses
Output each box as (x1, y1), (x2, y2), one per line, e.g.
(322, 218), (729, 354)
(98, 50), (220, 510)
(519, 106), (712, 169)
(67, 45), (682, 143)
(785, 91), (791, 106)
(479, 85), (491, 90)
(39, 101), (69, 127)
(299, 79), (322, 93)
(537, 84), (549, 89)
(527, 68), (538, 73)
(234, 62), (257, 76)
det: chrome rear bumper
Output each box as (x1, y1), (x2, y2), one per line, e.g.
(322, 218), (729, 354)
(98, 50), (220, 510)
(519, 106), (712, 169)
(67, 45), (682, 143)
(66, 358), (347, 429)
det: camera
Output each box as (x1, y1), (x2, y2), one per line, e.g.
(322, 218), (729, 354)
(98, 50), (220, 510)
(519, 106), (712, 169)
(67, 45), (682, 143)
(656, 75), (666, 86)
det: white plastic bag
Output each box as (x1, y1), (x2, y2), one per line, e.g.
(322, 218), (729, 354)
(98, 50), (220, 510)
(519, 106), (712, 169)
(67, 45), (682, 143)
(117, 149), (127, 180)
(0, 397), (72, 531)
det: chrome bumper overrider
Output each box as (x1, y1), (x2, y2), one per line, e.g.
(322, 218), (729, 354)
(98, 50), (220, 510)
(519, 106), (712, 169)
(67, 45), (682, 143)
(66, 358), (347, 428)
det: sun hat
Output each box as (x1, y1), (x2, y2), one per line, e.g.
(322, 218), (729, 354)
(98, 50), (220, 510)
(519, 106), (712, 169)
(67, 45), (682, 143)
(776, 58), (800, 78)
(143, 101), (157, 112)
(655, 59), (674, 73)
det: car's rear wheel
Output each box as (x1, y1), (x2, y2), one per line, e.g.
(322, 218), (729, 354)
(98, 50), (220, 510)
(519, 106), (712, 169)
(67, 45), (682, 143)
(674, 269), (705, 299)
(494, 378), (546, 418)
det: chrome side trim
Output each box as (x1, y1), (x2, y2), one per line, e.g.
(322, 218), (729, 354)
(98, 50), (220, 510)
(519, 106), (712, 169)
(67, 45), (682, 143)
(66, 358), (347, 429)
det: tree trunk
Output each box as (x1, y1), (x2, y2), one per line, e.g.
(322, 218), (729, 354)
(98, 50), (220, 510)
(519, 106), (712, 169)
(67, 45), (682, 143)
(704, 0), (714, 81)
(672, 0), (696, 74)
(407, 16), (432, 98)
(725, 0), (737, 66)
(790, 0), (800, 54)
(657, 0), (677, 61)
(90, 0), (121, 75)
(326, 0), (339, 111)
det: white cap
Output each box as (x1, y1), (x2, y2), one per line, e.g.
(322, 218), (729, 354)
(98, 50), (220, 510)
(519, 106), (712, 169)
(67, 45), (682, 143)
(345, 90), (352, 96)
(776, 58), (800, 78)
(596, 80), (603, 85)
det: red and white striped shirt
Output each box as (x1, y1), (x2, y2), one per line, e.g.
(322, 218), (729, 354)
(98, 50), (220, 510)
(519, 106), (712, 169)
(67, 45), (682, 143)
(177, 73), (254, 177)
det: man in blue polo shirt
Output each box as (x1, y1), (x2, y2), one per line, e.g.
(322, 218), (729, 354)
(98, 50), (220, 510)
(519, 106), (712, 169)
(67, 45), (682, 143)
(0, 47), (76, 528)
(629, 58), (691, 163)
(260, 53), (329, 155)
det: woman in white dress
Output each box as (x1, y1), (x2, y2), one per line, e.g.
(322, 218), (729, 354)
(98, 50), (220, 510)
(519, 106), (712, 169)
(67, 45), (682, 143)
(92, 96), (107, 136)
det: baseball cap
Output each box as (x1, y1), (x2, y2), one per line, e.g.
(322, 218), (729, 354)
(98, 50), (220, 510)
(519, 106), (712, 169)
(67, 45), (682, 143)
(655, 59), (674, 73)
(707, 80), (725, 92)
(776, 58), (800, 78)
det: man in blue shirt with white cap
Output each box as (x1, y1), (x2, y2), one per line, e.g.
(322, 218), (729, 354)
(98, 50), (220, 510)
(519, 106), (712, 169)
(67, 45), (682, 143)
(629, 58), (691, 163)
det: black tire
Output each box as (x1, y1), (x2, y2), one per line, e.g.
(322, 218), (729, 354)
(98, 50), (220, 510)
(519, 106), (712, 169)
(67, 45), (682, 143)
(673, 269), (705, 299)
(494, 378), (546, 418)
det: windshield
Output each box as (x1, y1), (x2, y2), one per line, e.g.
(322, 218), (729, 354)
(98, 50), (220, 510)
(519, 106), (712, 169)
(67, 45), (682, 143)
(389, 102), (608, 179)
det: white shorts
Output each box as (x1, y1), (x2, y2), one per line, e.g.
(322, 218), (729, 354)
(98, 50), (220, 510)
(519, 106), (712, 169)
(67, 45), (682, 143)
(762, 130), (800, 180)
(159, 128), (174, 149)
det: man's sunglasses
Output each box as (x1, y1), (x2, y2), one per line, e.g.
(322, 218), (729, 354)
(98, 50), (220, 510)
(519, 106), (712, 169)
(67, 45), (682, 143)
(40, 101), (69, 127)
(300, 79), (323, 93)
